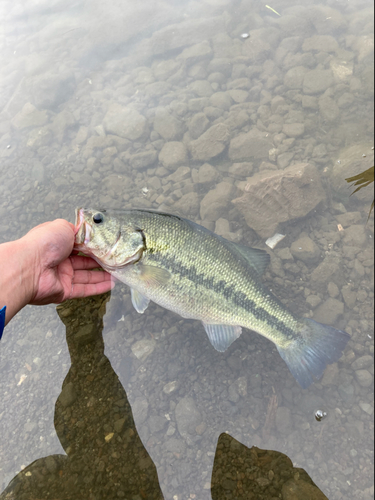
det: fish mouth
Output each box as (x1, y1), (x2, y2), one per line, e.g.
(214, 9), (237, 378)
(74, 208), (92, 249)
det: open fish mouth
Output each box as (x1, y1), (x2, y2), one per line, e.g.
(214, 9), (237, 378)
(74, 208), (92, 248)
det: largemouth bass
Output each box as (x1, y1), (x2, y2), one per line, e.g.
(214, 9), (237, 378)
(74, 208), (350, 388)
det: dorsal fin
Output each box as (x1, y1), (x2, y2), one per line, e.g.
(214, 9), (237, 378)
(229, 243), (270, 275)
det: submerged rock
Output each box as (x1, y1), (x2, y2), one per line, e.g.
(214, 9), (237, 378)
(158, 141), (188, 169)
(342, 225), (368, 247)
(241, 28), (274, 62)
(282, 477), (328, 500)
(172, 192), (200, 217)
(177, 40), (213, 65)
(28, 72), (75, 110)
(303, 69), (334, 94)
(302, 35), (339, 53)
(175, 396), (202, 439)
(149, 15), (228, 56)
(195, 163), (219, 185)
(129, 150), (158, 169)
(189, 123), (230, 161)
(103, 104), (147, 140)
(355, 369), (373, 388)
(282, 123), (305, 137)
(200, 181), (236, 221)
(310, 255), (342, 287)
(11, 102), (49, 130)
(153, 108), (184, 141)
(313, 297), (344, 325)
(188, 112), (210, 140)
(233, 163), (325, 238)
(319, 95), (340, 122)
(131, 339), (156, 361)
(58, 382), (77, 408)
(228, 129), (273, 161)
(284, 66), (309, 89)
(290, 236), (320, 264)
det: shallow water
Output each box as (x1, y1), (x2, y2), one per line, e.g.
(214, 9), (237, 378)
(0, 0), (374, 498)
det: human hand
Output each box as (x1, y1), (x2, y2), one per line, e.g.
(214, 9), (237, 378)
(23, 219), (114, 306)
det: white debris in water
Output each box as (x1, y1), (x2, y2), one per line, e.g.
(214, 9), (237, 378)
(265, 233), (285, 249)
(17, 374), (27, 386)
(163, 381), (178, 394)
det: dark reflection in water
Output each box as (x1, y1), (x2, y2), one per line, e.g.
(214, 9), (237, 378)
(211, 433), (328, 500)
(1, 295), (329, 500)
(1, 294), (164, 500)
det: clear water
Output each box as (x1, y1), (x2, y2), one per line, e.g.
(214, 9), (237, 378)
(0, 0), (374, 498)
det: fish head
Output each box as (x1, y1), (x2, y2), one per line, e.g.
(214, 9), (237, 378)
(74, 207), (145, 268)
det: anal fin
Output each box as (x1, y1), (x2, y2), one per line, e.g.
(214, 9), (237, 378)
(131, 289), (150, 314)
(202, 323), (242, 352)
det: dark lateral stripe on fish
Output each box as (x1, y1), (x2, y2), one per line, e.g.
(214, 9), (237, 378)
(147, 253), (296, 339)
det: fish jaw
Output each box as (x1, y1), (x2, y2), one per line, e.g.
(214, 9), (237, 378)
(74, 207), (93, 252)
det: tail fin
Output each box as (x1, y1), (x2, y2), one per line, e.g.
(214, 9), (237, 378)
(276, 319), (350, 389)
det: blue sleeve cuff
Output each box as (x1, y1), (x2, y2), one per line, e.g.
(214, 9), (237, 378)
(0, 306), (6, 340)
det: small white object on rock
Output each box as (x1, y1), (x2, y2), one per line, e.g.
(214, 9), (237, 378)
(17, 374), (27, 386)
(265, 233), (285, 249)
(240, 33), (250, 39)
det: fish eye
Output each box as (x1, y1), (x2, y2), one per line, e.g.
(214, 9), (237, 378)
(93, 212), (104, 224)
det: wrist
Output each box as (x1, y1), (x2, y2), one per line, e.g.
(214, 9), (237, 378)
(16, 235), (41, 304)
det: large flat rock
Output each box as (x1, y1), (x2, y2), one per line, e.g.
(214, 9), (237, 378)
(232, 163), (325, 238)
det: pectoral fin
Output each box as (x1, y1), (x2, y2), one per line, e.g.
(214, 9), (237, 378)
(131, 289), (150, 314)
(130, 265), (170, 314)
(137, 265), (171, 287)
(202, 323), (242, 352)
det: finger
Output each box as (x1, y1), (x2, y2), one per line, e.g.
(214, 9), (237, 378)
(69, 255), (103, 270)
(73, 269), (113, 285)
(28, 219), (75, 237)
(69, 281), (115, 299)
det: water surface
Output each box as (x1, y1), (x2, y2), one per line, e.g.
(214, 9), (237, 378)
(0, 0), (374, 498)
